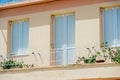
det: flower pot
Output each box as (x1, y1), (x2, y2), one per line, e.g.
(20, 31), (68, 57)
(96, 60), (105, 63)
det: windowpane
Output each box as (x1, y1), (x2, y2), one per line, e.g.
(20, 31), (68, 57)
(53, 15), (66, 49)
(53, 16), (65, 65)
(53, 13), (75, 65)
(117, 7), (120, 46)
(10, 20), (29, 55)
(22, 21), (29, 54)
(67, 14), (75, 64)
(102, 8), (115, 47)
(102, 7), (120, 47)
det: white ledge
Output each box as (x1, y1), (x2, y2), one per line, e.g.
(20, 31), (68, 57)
(0, 63), (120, 74)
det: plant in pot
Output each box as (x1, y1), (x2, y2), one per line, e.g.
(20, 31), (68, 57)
(76, 48), (97, 64)
(99, 42), (120, 63)
(76, 55), (97, 64)
(1, 59), (15, 69)
(92, 45), (108, 63)
(95, 51), (105, 63)
(111, 49), (120, 63)
(106, 47), (120, 63)
(82, 55), (97, 64)
(1, 59), (24, 69)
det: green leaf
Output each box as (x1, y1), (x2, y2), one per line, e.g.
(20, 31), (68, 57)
(96, 52), (100, 55)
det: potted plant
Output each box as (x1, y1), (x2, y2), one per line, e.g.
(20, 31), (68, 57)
(98, 42), (120, 63)
(76, 55), (96, 64)
(76, 47), (97, 64)
(95, 51), (105, 63)
(1, 59), (24, 69)
(106, 47), (120, 63)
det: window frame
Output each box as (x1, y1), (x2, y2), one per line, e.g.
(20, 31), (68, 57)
(100, 5), (120, 48)
(7, 18), (29, 56)
(50, 11), (76, 65)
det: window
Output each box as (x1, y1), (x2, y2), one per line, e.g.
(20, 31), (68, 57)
(52, 12), (75, 65)
(9, 18), (29, 55)
(102, 6), (120, 47)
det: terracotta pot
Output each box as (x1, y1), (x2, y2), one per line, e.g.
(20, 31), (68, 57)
(96, 60), (105, 63)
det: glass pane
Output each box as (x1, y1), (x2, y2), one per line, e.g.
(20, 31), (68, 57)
(67, 14), (75, 64)
(53, 15), (67, 49)
(22, 21), (29, 53)
(53, 14), (75, 65)
(53, 15), (66, 65)
(10, 22), (19, 54)
(102, 8), (116, 47)
(117, 7), (120, 46)
(10, 20), (29, 55)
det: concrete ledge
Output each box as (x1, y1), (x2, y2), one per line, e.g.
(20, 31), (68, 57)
(0, 63), (120, 74)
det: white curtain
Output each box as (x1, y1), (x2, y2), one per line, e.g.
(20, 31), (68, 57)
(10, 20), (29, 55)
(53, 14), (75, 65)
(53, 15), (65, 65)
(102, 7), (120, 47)
(117, 7), (120, 46)
(67, 14), (76, 64)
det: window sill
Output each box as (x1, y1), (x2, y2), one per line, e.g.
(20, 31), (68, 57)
(0, 63), (120, 74)
(7, 54), (29, 58)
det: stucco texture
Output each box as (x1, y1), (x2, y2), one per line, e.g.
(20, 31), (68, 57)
(0, 1), (120, 79)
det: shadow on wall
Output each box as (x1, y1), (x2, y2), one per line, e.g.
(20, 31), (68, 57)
(0, 4), (100, 48)
(32, 52), (44, 64)
(0, 26), (7, 45)
(30, 12), (50, 28)
(30, 4), (100, 28)
(76, 4), (99, 20)
(30, 4), (99, 28)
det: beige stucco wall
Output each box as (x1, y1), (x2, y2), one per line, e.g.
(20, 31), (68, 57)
(0, 64), (120, 80)
(0, 1), (120, 80)
(0, 1), (120, 66)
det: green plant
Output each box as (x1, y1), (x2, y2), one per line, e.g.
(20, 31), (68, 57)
(101, 42), (120, 63)
(76, 43), (108, 64)
(92, 46), (107, 61)
(76, 42), (120, 64)
(112, 49), (120, 63)
(1, 59), (24, 69)
(107, 48), (120, 63)
(83, 55), (96, 63)
(15, 61), (23, 68)
(77, 55), (96, 64)
(1, 59), (15, 69)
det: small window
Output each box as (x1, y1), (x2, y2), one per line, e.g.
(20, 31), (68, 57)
(101, 6), (120, 47)
(9, 18), (29, 55)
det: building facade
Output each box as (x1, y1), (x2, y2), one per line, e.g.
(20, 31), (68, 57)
(0, 0), (120, 80)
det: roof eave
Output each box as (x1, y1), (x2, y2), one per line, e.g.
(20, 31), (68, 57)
(0, 0), (56, 10)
